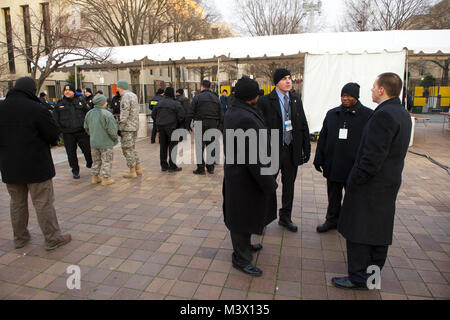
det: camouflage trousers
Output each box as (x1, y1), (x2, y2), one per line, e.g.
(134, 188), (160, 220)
(91, 148), (114, 178)
(121, 131), (140, 168)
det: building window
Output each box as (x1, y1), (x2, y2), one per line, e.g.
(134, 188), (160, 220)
(41, 2), (51, 54)
(22, 5), (33, 73)
(3, 8), (16, 74)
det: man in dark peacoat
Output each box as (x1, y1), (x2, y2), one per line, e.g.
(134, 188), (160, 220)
(223, 76), (278, 277)
(257, 68), (311, 232)
(332, 73), (412, 290)
(314, 83), (373, 233)
(0, 77), (71, 250)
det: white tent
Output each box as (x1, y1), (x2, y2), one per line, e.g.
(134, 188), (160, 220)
(41, 30), (450, 131)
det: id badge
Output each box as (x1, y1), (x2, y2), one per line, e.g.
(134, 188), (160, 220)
(285, 120), (293, 132)
(339, 128), (348, 140)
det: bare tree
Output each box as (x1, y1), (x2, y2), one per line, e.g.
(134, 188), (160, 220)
(342, 0), (432, 31)
(69, 0), (169, 46)
(341, 0), (375, 31)
(234, 0), (307, 36)
(0, 1), (110, 92)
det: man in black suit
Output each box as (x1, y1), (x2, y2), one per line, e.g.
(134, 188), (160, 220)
(258, 68), (311, 232)
(332, 72), (412, 290)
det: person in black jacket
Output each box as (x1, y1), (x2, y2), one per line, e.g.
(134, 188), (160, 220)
(39, 92), (54, 112)
(257, 68), (311, 233)
(150, 88), (164, 144)
(0, 77), (72, 250)
(313, 83), (373, 233)
(111, 91), (121, 118)
(187, 80), (223, 175)
(176, 88), (190, 128)
(332, 73), (412, 290)
(53, 83), (92, 179)
(223, 76), (278, 277)
(151, 87), (184, 172)
(84, 88), (94, 110)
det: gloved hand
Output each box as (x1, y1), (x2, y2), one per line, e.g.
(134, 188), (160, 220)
(314, 163), (323, 173)
(117, 130), (121, 137)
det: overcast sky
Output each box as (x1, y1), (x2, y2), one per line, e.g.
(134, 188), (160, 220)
(212, 0), (345, 34)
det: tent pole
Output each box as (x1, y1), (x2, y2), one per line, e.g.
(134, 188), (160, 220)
(217, 58), (220, 94)
(141, 60), (145, 104)
(75, 65), (78, 89)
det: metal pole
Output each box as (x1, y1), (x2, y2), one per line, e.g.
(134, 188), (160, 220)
(141, 60), (145, 104)
(217, 58), (220, 94)
(74, 64), (77, 89)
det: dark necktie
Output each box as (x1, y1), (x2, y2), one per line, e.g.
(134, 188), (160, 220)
(284, 95), (292, 145)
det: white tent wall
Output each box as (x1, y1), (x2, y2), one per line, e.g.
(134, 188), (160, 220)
(302, 51), (406, 133)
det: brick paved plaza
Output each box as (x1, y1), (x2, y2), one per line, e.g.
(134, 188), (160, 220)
(0, 122), (449, 300)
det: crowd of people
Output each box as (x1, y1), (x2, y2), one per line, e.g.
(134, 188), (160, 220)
(0, 68), (412, 292)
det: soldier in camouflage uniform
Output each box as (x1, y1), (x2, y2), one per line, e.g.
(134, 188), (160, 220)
(116, 80), (142, 178)
(84, 94), (118, 186)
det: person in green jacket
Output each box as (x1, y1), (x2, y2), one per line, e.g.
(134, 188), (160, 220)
(84, 94), (118, 186)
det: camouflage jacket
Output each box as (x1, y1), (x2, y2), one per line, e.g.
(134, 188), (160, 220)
(118, 90), (139, 132)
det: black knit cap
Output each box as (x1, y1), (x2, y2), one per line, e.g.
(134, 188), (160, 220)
(14, 77), (37, 96)
(273, 68), (291, 85)
(85, 88), (92, 94)
(63, 83), (75, 93)
(176, 88), (184, 95)
(341, 82), (360, 99)
(164, 87), (175, 98)
(235, 76), (260, 102)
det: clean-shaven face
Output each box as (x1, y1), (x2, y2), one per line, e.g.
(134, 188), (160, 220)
(276, 75), (292, 93)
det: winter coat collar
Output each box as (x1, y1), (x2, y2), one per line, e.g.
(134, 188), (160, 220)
(375, 97), (401, 112)
(6, 88), (40, 103)
(232, 98), (265, 124)
(335, 101), (362, 115)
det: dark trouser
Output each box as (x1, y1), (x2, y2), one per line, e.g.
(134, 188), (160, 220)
(197, 121), (219, 171)
(63, 131), (92, 174)
(346, 239), (389, 286)
(325, 180), (346, 226)
(275, 144), (298, 221)
(230, 232), (252, 267)
(158, 126), (177, 169)
(6, 179), (61, 246)
(151, 124), (157, 143)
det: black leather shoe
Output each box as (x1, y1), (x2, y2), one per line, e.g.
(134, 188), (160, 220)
(86, 162), (92, 169)
(232, 263), (262, 276)
(72, 172), (80, 179)
(332, 277), (368, 290)
(168, 167), (182, 172)
(250, 244), (263, 252)
(206, 167), (214, 174)
(161, 167), (168, 172)
(278, 219), (298, 232)
(316, 221), (337, 233)
(193, 168), (206, 175)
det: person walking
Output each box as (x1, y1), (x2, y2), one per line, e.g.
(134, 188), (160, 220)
(0, 77), (71, 250)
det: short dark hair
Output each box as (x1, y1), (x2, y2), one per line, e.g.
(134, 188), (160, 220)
(201, 80), (211, 89)
(377, 73), (402, 97)
(222, 89), (228, 93)
(39, 92), (46, 98)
